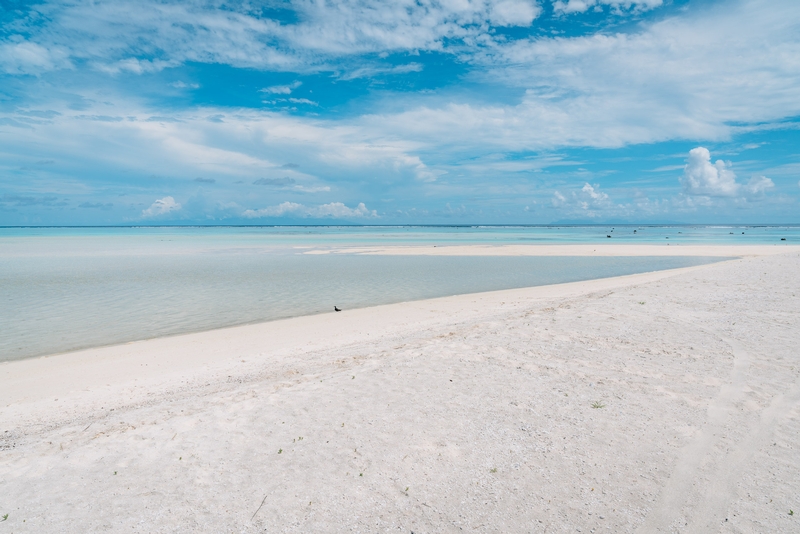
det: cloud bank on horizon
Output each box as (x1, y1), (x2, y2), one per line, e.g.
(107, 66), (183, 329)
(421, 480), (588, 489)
(1, 0), (798, 224)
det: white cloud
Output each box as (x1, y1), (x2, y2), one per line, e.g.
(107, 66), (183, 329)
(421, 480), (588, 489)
(4, 0), (800, 156)
(287, 98), (318, 106)
(553, 0), (662, 15)
(95, 58), (175, 75)
(292, 185), (331, 193)
(580, 183), (610, 205)
(0, 41), (72, 74)
(462, 0), (800, 147)
(0, 0), (545, 76)
(680, 147), (775, 199)
(338, 62), (423, 81)
(681, 147), (739, 197)
(743, 175), (774, 196)
(242, 201), (377, 219)
(552, 182), (612, 216)
(280, 0), (543, 55)
(171, 81), (199, 89)
(142, 196), (181, 217)
(490, 0), (541, 27)
(260, 81), (302, 95)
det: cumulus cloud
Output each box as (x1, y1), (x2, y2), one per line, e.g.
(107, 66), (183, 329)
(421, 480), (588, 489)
(681, 147), (740, 197)
(680, 147), (775, 199)
(743, 175), (774, 196)
(142, 196), (181, 217)
(552, 183), (612, 216)
(242, 201), (377, 219)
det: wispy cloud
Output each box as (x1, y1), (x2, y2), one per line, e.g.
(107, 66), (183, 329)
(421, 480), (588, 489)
(78, 202), (113, 209)
(242, 201), (377, 219)
(338, 62), (423, 81)
(260, 81), (302, 95)
(553, 0), (662, 15)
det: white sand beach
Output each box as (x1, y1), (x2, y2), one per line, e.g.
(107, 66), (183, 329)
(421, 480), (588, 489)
(2, 246), (800, 532)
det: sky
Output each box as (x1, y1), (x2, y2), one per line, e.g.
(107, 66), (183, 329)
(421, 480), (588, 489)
(1, 0), (799, 225)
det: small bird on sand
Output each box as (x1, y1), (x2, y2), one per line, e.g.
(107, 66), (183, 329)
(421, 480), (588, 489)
(334, 306), (342, 312)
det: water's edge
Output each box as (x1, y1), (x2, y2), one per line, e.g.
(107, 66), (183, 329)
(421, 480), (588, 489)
(1, 253), (732, 362)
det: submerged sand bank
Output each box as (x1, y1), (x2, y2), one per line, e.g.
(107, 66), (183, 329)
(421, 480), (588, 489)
(305, 243), (798, 256)
(1, 250), (799, 532)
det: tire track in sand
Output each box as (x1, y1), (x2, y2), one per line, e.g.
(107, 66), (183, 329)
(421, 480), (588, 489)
(638, 334), (800, 533)
(636, 329), (749, 533)
(683, 337), (800, 533)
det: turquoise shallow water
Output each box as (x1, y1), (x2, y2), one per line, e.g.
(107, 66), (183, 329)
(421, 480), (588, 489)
(2, 224), (791, 361)
(2, 224), (799, 246)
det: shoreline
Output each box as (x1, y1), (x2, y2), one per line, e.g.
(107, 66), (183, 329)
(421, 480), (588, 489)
(1, 245), (762, 366)
(4, 244), (799, 405)
(1, 259), (726, 409)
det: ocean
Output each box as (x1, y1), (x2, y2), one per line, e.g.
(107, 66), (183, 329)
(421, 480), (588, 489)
(2, 225), (795, 361)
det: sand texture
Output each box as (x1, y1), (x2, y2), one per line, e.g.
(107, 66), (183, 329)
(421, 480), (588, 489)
(1, 251), (799, 533)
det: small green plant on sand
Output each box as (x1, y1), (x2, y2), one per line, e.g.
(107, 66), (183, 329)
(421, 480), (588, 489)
(278, 448), (283, 454)
(1, 514), (8, 522)
(490, 467), (497, 473)
(591, 401), (606, 409)
(639, 301), (646, 305)
(790, 510), (794, 516)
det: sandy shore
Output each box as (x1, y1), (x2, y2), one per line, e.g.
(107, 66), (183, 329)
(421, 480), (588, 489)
(2, 248), (800, 532)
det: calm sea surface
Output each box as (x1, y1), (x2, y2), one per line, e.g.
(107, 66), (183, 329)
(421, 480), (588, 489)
(2, 225), (795, 361)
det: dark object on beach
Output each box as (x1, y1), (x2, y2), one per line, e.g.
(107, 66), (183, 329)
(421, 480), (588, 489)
(633, 230), (637, 233)
(781, 238), (786, 241)
(334, 306), (342, 312)
(606, 235), (611, 238)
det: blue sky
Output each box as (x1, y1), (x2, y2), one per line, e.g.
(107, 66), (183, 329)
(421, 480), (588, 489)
(1, 0), (799, 225)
